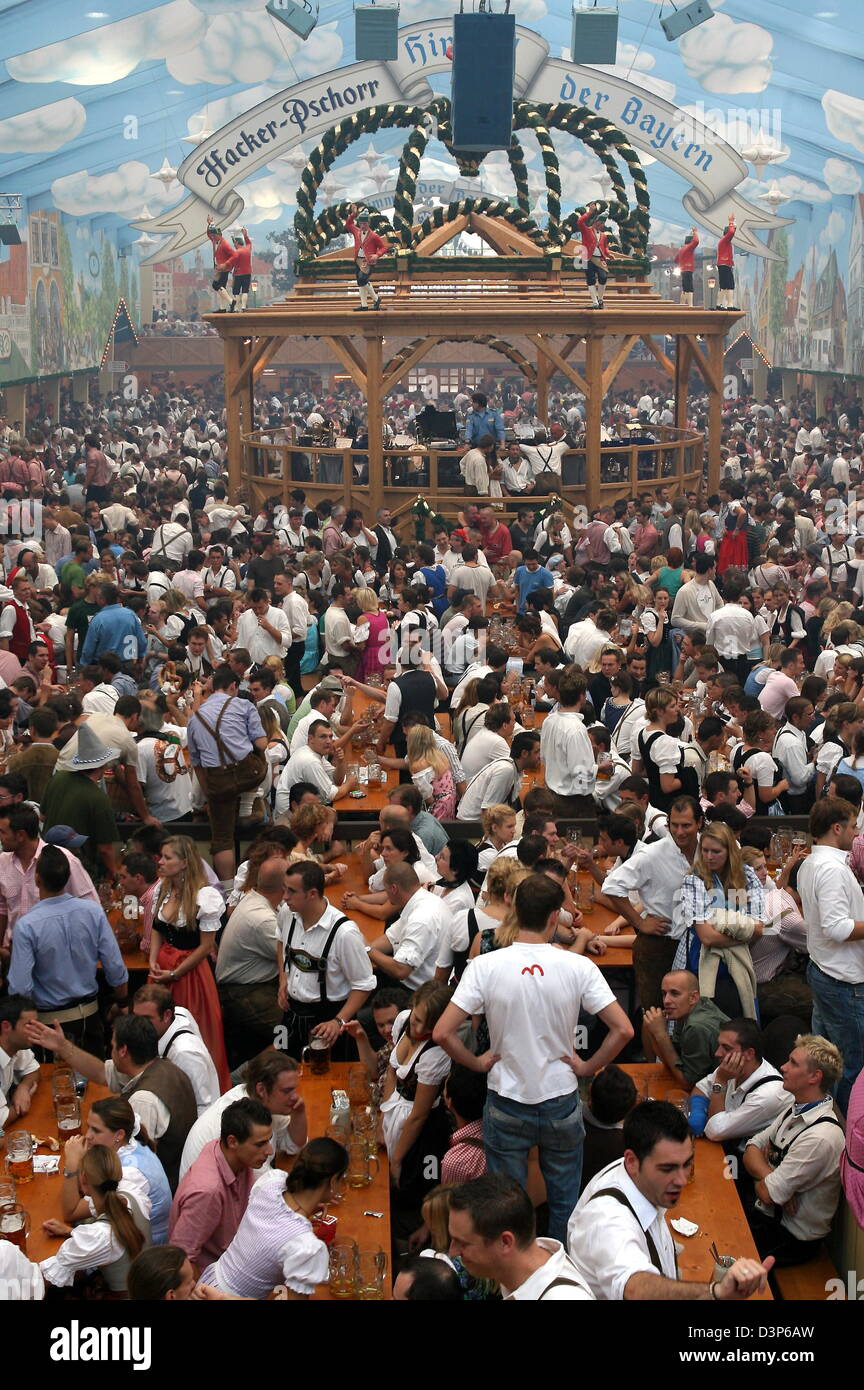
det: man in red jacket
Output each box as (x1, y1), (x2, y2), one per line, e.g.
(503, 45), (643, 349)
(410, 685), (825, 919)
(577, 202), (608, 309)
(717, 216), (736, 310)
(206, 215), (235, 312)
(345, 204), (388, 311)
(675, 227), (699, 307)
(227, 228), (253, 312)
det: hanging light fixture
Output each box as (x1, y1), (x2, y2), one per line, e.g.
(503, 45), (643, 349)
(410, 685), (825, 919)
(740, 134), (785, 179)
(153, 157), (178, 188)
(761, 183), (786, 211)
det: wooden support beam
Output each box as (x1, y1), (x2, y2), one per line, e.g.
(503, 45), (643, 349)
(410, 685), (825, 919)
(601, 334), (639, 395)
(535, 350), (549, 425)
(469, 212), (538, 257)
(560, 335), (583, 362)
(251, 336), (285, 384)
(414, 215), (469, 258)
(707, 334), (725, 492)
(585, 335), (604, 514)
(640, 334), (675, 379)
(528, 333), (589, 395)
(229, 335), (279, 398)
(324, 335), (367, 394)
(675, 336), (692, 432)
(224, 337), (244, 501)
(685, 333), (723, 397)
(366, 332), (384, 517)
(382, 336), (441, 396)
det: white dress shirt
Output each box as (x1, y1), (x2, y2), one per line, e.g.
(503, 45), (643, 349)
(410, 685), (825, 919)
(746, 1096), (845, 1241)
(235, 605), (292, 663)
(158, 1006), (220, 1117)
(798, 843), (864, 983)
(772, 724), (814, 795)
(275, 746), (337, 813)
(564, 619), (607, 668)
(601, 836), (694, 938)
(567, 1158), (678, 1300)
(460, 728), (510, 782)
(540, 709), (596, 797)
(279, 901), (376, 1003)
(282, 590), (309, 644)
(502, 1239), (594, 1300)
(0, 1042), (40, 1131)
(385, 887), (454, 989)
(706, 603), (759, 659)
(693, 1058), (787, 1145)
(456, 757), (519, 821)
(180, 1083), (300, 1182)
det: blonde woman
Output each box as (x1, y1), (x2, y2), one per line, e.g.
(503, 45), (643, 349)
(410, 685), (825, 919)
(419, 1186), (499, 1300)
(289, 802), (347, 882)
(262, 654), (296, 716)
(354, 587), (391, 682)
(40, 1145), (149, 1296)
(149, 835), (230, 1087)
(407, 724), (456, 821)
(465, 856), (530, 961)
(476, 804), (519, 872)
(672, 820), (764, 1018)
(632, 685), (697, 810)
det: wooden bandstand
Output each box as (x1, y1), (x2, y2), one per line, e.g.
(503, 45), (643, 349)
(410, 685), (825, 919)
(208, 96), (741, 526)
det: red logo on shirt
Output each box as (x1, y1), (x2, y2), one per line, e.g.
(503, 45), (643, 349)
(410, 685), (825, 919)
(521, 964), (545, 977)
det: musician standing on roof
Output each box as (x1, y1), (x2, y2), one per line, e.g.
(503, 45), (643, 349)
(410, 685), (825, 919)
(675, 227), (700, 308)
(227, 228), (253, 313)
(206, 216), (235, 313)
(577, 202), (609, 310)
(345, 205), (388, 312)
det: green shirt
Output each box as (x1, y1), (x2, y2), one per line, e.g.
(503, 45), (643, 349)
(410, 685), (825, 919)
(286, 692), (314, 741)
(59, 561), (87, 590)
(41, 771), (118, 874)
(674, 998), (729, 1088)
(65, 599), (98, 655)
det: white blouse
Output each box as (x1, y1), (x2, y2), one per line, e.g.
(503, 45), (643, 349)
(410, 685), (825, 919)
(202, 1171), (329, 1298)
(40, 1197), (142, 1288)
(388, 1010), (451, 1091)
(155, 884), (225, 935)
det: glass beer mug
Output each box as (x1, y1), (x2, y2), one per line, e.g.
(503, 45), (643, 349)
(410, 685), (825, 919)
(56, 1098), (82, 1141)
(0, 1202), (30, 1251)
(51, 1067), (76, 1103)
(346, 1137), (380, 1189)
(355, 1248), (387, 1300)
(328, 1239), (359, 1299)
(302, 1037), (331, 1076)
(5, 1131), (33, 1184)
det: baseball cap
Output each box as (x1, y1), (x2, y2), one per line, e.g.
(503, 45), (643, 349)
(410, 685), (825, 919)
(44, 825), (88, 849)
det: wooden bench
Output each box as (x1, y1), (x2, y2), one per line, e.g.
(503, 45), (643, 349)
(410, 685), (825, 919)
(773, 1248), (839, 1302)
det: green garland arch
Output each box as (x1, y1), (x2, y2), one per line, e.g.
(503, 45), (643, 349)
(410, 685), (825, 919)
(292, 95), (650, 260)
(305, 201), (398, 258)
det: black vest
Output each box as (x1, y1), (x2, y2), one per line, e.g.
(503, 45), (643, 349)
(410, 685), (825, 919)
(392, 669), (437, 756)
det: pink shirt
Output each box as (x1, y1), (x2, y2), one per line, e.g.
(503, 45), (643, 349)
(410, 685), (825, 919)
(841, 1065), (864, 1229)
(169, 1138), (256, 1267)
(757, 670), (799, 719)
(0, 841), (99, 946)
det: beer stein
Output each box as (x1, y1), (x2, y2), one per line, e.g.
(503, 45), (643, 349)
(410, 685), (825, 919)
(51, 1067), (76, 1102)
(346, 1137), (380, 1189)
(346, 1064), (370, 1110)
(302, 1037), (331, 1076)
(352, 1106), (377, 1158)
(328, 1239), (359, 1299)
(0, 1202), (30, 1251)
(0, 1179), (16, 1211)
(354, 1248), (386, 1300)
(5, 1131), (33, 1184)
(56, 1098), (82, 1141)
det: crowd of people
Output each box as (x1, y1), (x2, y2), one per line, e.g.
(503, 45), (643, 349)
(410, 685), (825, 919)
(0, 373), (863, 1302)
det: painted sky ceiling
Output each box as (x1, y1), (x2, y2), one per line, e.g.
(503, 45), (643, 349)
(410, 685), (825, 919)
(1, 0), (863, 258)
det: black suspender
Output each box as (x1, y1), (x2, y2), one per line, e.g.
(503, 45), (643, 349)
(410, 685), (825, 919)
(286, 913), (350, 1007)
(589, 1186), (674, 1276)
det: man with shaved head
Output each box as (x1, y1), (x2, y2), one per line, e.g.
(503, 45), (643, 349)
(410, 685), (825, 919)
(642, 971), (729, 1089)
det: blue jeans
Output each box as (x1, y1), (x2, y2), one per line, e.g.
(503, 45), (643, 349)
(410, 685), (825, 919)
(807, 961), (864, 1113)
(483, 1089), (584, 1244)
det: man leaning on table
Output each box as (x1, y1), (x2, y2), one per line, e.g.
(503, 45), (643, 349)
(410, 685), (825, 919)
(567, 1101), (775, 1300)
(0, 993), (40, 1128)
(691, 1017), (786, 1147)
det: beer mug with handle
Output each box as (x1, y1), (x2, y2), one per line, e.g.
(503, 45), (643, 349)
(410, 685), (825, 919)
(301, 1037), (331, 1076)
(0, 1202), (30, 1251)
(346, 1137), (380, 1189)
(5, 1131), (33, 1184)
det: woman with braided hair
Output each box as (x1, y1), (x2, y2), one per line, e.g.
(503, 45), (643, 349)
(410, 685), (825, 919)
(577, 201), (609, 309)
(345, 203), (388, 311)
(40, 1145), (150, 1296)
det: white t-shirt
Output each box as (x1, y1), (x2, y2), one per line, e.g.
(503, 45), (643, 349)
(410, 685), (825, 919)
(451, 942), (615, 1104)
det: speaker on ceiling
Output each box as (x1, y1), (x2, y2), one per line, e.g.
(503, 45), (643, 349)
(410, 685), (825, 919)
(660, 0), (714, 41)
(0, 225), (21, 245)
(355, 2), (400, 61)
(266, 0), (318, 40)
(450, 11), (516, 153)
(570, 4), (619, 65)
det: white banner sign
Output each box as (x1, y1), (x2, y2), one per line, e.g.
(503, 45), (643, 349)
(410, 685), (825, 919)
(134, 19), (790, 264)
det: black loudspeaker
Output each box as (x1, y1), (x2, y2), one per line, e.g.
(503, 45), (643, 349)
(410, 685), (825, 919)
(450, 11), (516, 153)
(0, 225), (21, 245)
(660, 0), (713, 40)
(571, 5), (619, 64)
(355, 3), (399, 60)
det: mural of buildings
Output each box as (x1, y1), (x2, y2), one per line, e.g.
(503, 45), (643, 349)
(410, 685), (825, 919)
(150, 247), (275, 321)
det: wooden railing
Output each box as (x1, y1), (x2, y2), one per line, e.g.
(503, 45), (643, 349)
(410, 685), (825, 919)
(238, 425), (704, 515)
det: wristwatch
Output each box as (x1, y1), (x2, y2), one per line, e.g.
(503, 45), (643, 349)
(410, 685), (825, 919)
(63, 1169), (80, 1180)
(711, 1083), (724, 1094)
(336, 1017), (347, 1030)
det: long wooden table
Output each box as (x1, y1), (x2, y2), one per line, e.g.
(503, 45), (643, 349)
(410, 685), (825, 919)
(9, 1062), (391, 1299)
(622, 1063), (772, 1300)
